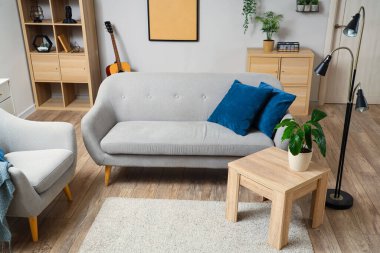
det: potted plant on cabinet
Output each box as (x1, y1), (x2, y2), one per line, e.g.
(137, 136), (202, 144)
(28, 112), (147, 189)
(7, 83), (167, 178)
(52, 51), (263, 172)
(304, 0), (311, 12)
(311, 0), (319, 12)
(275, 109), (327, 172)
(242, 0), (257, 34)
(255, 11), (283, 53)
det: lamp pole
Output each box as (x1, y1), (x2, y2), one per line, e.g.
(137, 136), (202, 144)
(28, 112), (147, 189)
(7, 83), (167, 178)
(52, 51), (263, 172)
(314, 6), (367, 209)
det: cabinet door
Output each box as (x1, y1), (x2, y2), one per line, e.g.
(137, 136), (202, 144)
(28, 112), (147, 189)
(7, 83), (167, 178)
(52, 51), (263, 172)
(280, 58), (310, 86)
(31, 55), (60, 81)
(248, 57), (279, 79)
(283, 86), (309, 115)
(60, 55), (88, 83)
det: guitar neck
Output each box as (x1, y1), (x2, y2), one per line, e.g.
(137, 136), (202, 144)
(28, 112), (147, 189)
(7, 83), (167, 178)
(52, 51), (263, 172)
(110, 33), (122, 69)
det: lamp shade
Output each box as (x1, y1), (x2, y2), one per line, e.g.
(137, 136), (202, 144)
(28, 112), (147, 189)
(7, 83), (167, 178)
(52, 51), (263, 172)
(355, 88), (369, 112)
(314, 55), (332, 76)
(343, 13), (360, 37)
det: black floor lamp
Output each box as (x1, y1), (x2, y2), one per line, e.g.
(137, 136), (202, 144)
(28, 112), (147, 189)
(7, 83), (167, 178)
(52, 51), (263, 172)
(314, 6), (369, 210)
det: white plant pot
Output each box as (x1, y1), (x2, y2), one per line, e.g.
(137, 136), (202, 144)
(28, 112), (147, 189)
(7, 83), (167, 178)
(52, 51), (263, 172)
(297, 5), (305, 12)
(288, 150), (313, 172)
(311, 5), (319, 12)
(304, 4), (311, 12)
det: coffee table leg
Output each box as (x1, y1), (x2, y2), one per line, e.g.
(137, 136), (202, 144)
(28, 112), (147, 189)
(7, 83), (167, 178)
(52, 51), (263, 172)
(310, 173), (328, 228)
(268, 192), (292, 250)
(226, 169), (240, 222)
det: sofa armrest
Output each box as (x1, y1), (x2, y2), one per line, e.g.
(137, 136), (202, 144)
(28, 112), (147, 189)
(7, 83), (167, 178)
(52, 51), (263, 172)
(81, 103), (117, 165)
(0, 109), (76, 153)
(273, 113), (293, 151)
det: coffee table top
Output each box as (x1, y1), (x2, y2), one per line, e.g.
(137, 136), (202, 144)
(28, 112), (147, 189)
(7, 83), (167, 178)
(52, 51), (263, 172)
(228, 147), (330, 193)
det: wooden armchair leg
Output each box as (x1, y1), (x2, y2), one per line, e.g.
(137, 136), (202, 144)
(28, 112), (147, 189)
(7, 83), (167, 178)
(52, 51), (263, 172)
(28, 216), (38, 242)
(105, 165), (112, 186)
(63, 185), (73, 202)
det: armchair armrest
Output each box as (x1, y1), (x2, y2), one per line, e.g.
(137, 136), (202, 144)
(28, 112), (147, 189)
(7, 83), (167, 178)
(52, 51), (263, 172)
(273, 113), (293, 151)
(0, 109), (76, 153)
(81, 102), (117, 165)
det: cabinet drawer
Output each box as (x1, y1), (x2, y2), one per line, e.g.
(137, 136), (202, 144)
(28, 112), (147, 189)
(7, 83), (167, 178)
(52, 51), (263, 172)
(31, 55), (60, 81)
(0, 81), (11, 103)
(283, 86), (309, 115)
(60, 55), (88, 83)
(0, 97), (15, 115)
(248, 57), (279, 79)
(280, 58), (310, 86)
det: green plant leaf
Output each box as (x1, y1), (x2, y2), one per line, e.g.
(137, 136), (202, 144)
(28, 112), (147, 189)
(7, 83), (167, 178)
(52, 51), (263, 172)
(281, 125), (296, 141)
(312, 128), (326, 157)
(289, 132), (303, 156)
(307, 121), (323, 131)
(311, 109), (327, 122)
(304, 124), (312, 150)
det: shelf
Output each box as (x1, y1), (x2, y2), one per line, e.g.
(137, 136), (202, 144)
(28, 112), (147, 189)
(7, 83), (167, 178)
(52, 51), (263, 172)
(30, 48), (57, 55)
(39, 97), (64, 109)
(54, 20), (82, 26)
(25, 19), (53, 25)
(66, 97), (91, 110)
(58, 50), (85, 56)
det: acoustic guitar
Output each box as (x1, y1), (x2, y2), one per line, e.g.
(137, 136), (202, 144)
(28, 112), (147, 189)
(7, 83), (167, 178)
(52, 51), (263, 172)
(104, 21), (131, 76)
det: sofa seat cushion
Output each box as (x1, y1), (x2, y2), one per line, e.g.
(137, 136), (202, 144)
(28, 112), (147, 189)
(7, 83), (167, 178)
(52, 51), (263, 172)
(100, 121), (274, 156)
(5, 149), (74, 194)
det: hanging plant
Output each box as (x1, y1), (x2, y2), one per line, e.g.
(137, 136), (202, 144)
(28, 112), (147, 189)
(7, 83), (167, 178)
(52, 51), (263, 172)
(242, 0), (257, 34)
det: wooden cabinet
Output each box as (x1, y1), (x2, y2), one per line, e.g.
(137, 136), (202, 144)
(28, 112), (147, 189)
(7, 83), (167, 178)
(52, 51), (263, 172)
(59, 55), (88, 83)
(17, 0), (101, 111)
(247, 48), (314, 116)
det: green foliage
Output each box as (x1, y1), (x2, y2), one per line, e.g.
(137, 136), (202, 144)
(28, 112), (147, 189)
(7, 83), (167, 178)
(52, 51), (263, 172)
(275, 109), (327, 157)
(305, 0), (312, 4)
(254, 11), (283, 40)
(242, 0), (257, 34)
(297, 0), (306, 4)
(311, 0), (319, 5)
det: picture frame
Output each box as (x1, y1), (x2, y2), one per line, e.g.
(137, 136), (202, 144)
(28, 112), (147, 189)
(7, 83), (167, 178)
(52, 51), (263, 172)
(147, 0), (199, 42)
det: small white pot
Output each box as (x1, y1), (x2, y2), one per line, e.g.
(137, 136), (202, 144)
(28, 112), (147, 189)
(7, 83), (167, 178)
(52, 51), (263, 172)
(297, 5), (305, 12)
(288, 150), (313, 172)
(304, 4), (311, 12)
(311, 4), (319, 12)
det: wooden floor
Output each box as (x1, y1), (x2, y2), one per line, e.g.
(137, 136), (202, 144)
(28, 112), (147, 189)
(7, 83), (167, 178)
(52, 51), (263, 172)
(7, 104), (380, 253)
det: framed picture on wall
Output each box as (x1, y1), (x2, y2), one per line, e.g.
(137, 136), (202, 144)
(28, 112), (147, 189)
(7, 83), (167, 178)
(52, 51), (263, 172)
(147, 0), (199, 41)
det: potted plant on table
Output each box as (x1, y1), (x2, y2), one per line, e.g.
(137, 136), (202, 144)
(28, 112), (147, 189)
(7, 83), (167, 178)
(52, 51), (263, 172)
(275, 109), (327, 172)
(255, 11), (283, 53)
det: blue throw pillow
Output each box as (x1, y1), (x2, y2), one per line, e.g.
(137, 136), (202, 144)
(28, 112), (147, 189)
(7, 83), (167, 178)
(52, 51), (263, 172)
(254, 82), (296, 137)
(208, 80), (272, 136)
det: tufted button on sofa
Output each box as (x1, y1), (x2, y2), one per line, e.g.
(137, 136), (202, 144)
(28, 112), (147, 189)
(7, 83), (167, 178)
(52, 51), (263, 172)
(81, 73), (291, 186)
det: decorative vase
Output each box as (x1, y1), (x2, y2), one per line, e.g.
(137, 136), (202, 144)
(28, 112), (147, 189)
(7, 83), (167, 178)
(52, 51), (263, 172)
(297, 5), (305, 12)
(288, 149), (313, 172)
(311, 4), (319, 12)
(263, 40), (274, 53)
(304, 4), (311, 12)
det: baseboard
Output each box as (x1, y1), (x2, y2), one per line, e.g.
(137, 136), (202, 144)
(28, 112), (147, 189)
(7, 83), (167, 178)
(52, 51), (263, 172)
(18, 104), (36, 119)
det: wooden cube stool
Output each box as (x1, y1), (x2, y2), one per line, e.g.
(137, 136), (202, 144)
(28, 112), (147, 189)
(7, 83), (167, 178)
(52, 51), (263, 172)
(225, 147), (330, 250)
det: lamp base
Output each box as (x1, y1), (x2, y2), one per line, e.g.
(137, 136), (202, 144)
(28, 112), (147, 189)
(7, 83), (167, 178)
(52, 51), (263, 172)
(325, 189), (353, 210)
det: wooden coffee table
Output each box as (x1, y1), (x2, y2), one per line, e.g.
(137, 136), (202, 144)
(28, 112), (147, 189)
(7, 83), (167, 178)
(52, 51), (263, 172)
(225, 147), (330, 250)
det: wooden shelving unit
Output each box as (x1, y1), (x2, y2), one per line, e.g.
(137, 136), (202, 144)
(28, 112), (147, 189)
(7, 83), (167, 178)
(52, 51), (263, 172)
(17, 0), (101, 111)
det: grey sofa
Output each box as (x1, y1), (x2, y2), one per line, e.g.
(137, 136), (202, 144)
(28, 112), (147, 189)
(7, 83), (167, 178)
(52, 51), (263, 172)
(81, 73), (290, 186)
(0, 109), (76, 241)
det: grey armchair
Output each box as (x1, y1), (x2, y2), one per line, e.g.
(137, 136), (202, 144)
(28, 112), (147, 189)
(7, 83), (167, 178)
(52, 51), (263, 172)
(0, 109), (76, 242)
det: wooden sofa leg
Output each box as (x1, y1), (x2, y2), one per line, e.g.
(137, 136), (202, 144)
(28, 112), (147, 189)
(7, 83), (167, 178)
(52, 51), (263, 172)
(105, 165), (112, 186)
(63, 185), (73, 202)
(28, 216), (38, 242)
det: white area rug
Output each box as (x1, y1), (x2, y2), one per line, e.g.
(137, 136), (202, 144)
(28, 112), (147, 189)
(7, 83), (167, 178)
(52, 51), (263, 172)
(80, 198), (313, 253)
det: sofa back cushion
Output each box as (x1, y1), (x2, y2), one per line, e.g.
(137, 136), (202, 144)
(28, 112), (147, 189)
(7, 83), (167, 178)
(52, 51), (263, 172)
(97, 73), (283, 122)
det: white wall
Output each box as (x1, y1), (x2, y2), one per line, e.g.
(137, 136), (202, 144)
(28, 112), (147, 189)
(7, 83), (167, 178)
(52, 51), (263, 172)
(95, 0), (330, 101)
(0, 0), (34, 116)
